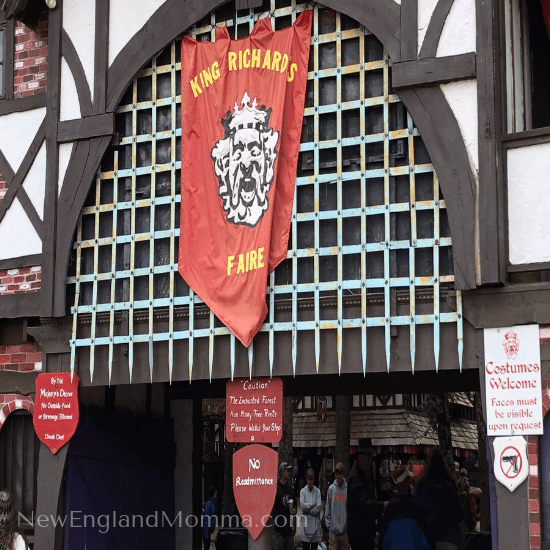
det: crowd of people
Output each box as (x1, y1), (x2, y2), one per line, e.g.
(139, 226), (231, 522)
(274, 442), (478, 550)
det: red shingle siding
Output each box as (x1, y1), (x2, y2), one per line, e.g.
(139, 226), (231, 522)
(0, 266), (41, 294)
(14, 13), (48, 98)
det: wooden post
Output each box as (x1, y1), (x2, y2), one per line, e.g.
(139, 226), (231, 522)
(335, 395), (351, 474)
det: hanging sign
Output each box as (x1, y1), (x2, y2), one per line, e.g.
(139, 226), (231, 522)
(493, 436), (529, 492)
(233, 444), (278, 540)
(33, 373), (79, 454)
(226, 377), (282, 443)
(484, 325), (543, 436)
(178, 10), (312, 347)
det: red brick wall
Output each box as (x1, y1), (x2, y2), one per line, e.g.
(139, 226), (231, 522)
(528, 368), (550, 550)
(14, 12), (48, 98)
(0, 266), (41, 294)
(0, 394), (34, 429)
(0, 342), (42, 372)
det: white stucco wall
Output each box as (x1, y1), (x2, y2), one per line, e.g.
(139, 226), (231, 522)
(22, 141), (47, 219)
(417, 0), (439, 55)
(436, 0), (476, 57)
(0, 198), (42, 259)
(0, 107), (46, 174)
(109, 0), (167, 67)
(63, 0), (96, 105)
(58, 142), (75, 197)
(440, 79), (478, 176)
(60, 58), (82, 122)
(508, 143), (550, 265)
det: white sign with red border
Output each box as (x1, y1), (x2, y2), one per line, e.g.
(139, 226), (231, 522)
(493, 436), (528, 492)
(484, 324), (543, 436)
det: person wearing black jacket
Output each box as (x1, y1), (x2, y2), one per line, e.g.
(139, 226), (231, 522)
(347, 441), (388, 550)
(273, 462), (296, 550)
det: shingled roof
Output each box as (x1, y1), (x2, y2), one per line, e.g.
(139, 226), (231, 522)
(293, 409), (478, 450)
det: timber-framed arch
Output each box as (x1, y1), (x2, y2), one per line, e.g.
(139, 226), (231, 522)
(51, 0), (477, 317)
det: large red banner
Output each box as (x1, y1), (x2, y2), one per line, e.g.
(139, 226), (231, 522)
(179, 10), (312, 347)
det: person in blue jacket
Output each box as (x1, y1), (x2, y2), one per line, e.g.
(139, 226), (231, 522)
(203, 485), (217, 549)
(378, 465), (433, 550)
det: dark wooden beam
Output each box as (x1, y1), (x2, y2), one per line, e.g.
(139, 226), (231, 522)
(392, 53), (476, 89)
(27, 323), (72, 354)
(33, 444), (69, 550)
(418, 0), (454, 58)
(57, 113), (115, 143)
(463, 284), (550, 328)
(477, 0), (503, 285)
(93, 0), (109, 114)
(0, 290), (42, 317)
(0, 253), (41, 270)
(61, 29), (93, 117)
(17, 186), (43, 239)
(400, 0), (418, 61)
(0, 118), (46, 225)
(0, 92), (46, 115)
(0, 371), (39, 394)
(41, 0), (62, 318)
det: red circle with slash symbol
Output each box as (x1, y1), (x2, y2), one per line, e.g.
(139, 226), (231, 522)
(499, 446), (522, 479)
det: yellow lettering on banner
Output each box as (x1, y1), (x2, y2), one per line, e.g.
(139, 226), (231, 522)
(287, 62), (297, 82)
(203, 67), (214, 87)
(227, 256), (235, 276)
(271, 51), (282, 72)
(243, 49), (251, 68)
(237, 254), (245, 275)
(239, 50), (243, 70)
(190, 76), (202, 98)
(262, 50), (272, 70)
(189, 62), (222, 97)
(280, 54), (289, 73)
(227, 248), (266, 276)
(250, 250), (257, 270)
(212, 61), (220, 80)
(251, 49), (261, 68)
(228, 52), (237, 71)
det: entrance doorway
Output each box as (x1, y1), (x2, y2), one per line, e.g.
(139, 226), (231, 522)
(64, 409), (175, 550)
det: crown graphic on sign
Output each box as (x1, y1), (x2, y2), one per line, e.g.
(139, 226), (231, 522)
(222, 92), (272, 136)
(503, 330), (520, 359)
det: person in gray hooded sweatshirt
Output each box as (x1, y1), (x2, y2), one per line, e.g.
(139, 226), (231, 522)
(325, 462), (349, 550)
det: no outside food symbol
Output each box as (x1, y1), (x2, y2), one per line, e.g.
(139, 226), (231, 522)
(499, 446), (522, 478)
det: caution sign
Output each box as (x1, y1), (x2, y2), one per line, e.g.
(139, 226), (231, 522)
(493, 436), (528, 492)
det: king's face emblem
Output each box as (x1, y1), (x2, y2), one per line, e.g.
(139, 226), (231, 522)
(211, 92), (279, 228)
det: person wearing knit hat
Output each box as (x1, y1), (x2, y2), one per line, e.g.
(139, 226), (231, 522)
(0, 491), (27, 550)
(378, 466), (433, 550)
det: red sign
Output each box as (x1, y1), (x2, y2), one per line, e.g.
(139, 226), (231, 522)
(226, 377), (282, 443)
(178, 10), (312, 347)
(233, 444), (278, 540)
(33, 373), (79, 454)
